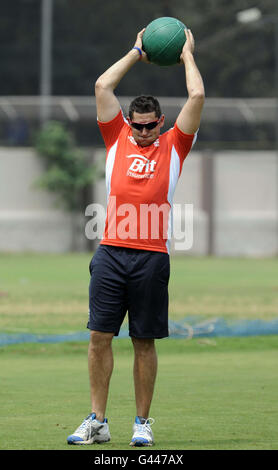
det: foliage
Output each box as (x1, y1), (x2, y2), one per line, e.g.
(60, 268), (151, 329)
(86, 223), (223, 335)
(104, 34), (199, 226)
(35, 121), (96, 211)
(0, 0), (277, 98)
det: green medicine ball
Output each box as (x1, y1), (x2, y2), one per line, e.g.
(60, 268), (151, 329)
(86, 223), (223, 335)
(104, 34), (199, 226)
(142, 17), (187, 66)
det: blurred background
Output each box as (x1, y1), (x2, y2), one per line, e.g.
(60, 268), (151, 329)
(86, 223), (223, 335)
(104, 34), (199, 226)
(0, 0), (277, 256)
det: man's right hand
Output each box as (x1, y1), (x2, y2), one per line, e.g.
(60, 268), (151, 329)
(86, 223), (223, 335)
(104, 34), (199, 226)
(133, 29), (150, 63)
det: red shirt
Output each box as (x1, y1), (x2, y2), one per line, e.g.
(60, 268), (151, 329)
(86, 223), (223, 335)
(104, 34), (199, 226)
(98, 110), (197, 253)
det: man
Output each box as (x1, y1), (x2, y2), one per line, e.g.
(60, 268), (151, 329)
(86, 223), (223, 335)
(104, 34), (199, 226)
(67, 27), (204, 447)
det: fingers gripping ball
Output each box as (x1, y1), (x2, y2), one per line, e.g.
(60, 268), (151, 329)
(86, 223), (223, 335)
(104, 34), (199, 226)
(142, 17), (187, 66)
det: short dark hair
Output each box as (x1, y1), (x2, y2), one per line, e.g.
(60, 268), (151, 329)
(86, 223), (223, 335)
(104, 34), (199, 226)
(129, 95), (162, 119)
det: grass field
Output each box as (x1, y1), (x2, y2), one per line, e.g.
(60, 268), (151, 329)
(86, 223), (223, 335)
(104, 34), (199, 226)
(0, 253), (278, 450)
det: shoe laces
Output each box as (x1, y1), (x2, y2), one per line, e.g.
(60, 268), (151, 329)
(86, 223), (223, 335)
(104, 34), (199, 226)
(145, 417), (155, 427)
(136, 417), (155, 434)
(76, 413), (94, 432)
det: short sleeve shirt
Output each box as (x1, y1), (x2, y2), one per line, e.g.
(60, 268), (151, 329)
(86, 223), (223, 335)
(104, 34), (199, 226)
(98, 110), (197, 253)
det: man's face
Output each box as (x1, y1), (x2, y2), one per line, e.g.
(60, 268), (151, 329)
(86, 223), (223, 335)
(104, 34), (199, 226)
(128, 111), (165, 147)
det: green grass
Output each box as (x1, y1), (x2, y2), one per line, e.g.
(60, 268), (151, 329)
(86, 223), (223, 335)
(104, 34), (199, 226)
(0, 253), (277, 334)
(1, 337), (278, 450)
(0, 253), (278, 450)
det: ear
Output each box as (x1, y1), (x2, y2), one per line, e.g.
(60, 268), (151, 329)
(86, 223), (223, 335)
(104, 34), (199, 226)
(159, 114), (165, 128)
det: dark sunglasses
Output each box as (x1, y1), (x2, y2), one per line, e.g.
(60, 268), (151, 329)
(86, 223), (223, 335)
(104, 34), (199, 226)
(130, 119), (161, 131)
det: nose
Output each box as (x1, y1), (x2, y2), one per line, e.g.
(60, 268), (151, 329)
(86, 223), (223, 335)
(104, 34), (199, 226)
(141, 126), (149, 136)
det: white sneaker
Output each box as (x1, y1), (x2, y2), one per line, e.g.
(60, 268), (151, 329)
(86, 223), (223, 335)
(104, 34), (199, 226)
(67, 413), (111, 445)
(130, 416), (155, 446)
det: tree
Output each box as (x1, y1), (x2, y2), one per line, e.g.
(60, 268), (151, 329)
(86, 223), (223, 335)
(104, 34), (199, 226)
(34, 120), (98, 249)
(1, 0), (276, 98)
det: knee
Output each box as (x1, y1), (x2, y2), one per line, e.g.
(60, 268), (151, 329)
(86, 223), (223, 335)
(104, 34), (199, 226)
(132, 338), (156, 357)
(89, 330), (114, 353)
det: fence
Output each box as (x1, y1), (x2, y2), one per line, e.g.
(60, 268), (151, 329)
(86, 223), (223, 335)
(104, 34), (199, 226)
(0, 96), (277, 149)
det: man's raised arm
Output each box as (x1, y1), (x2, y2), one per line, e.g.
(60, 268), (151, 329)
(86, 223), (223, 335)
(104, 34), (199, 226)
(95, 29), (148, 123)
(176, 29), (205, 135)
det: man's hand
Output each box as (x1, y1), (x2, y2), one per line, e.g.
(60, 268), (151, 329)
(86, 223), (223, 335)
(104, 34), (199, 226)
(134, 29), (150, 63)
(180, 29), (195, 63)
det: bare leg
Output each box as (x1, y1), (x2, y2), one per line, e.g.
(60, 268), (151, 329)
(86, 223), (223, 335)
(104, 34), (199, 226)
(131, 338), (157, 418)
(88, 330), (114, 422)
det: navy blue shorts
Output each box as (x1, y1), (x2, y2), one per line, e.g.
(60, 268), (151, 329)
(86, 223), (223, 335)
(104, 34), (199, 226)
(87, 245), (170, 338)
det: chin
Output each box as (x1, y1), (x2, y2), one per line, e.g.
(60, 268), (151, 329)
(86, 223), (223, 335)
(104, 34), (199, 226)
(136, 137), (155, 147)
(138, 142), (151, 147)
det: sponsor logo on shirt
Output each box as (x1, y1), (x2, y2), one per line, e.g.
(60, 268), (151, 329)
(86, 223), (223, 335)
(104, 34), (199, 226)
(126, 154), (157, 179)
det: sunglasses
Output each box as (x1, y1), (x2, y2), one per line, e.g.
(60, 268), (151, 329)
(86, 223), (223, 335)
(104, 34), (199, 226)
(130, 119), (161, 131)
